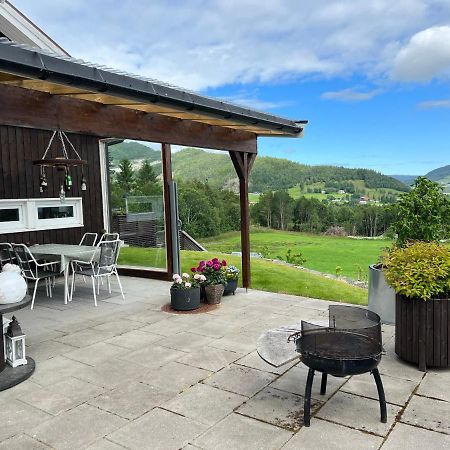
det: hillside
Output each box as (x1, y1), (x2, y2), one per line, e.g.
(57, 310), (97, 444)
(390, 174), (418, 185)
(425, 164), (450, 184)
(107, 142), (409, 195)
(108, 141), (160, 166)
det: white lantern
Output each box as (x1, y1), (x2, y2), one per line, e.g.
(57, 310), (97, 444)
(4, 316), (27, 367)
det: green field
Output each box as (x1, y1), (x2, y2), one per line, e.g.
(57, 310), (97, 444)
(202, 228), (392, 280)
(249, 181), (403, 203)
(118, 246), (368, 304)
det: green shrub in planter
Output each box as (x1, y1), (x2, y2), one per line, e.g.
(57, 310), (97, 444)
(382, 241), (450, 371)
(382, 241), (450, 301)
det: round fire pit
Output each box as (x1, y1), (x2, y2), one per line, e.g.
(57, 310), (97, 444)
(290, 305), (386, 427)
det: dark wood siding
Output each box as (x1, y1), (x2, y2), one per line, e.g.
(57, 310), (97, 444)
(0, 125), (104, 245)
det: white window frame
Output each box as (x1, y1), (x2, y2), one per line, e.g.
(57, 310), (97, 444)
(0, 198), (83, 233)
(0, 201), (25, 231)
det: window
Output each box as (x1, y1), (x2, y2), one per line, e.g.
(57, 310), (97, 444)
(0, 208), (20, 223)
(38, 206), (74, 220)
(0, 198), (83, 233)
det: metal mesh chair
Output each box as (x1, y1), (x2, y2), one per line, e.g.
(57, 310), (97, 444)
(70, 239), (125, 306)
(79, 232), (98, 246)
(98, 232), (119, 243)
(0, 242), (15, 268)
(12, 244), (61, 310)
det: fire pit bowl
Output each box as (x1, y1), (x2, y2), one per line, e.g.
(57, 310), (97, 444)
(289, 305), (386, 426)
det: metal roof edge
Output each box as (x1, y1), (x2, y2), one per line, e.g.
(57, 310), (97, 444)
(0, 40), (306, 136)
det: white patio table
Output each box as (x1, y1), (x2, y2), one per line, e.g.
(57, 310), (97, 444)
(29, 244), (98, 304)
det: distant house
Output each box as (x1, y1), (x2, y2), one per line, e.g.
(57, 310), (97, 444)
(359, 196), (369, 204)
(338, 189), (346, 194)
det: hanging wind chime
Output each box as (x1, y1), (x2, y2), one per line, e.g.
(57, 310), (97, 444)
(33, 130), (87, 202)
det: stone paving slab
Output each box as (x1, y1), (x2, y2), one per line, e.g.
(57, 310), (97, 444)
(88, 379), (173, 420)
(108, 407), (208, 450)
(104, 329), (163, 349)
(63, 341), (127, 366)
(120, 344), (187, 369)
(237, 386), (321, 431)
(270, 365), (347, 400)
(203, 364), (277, 397)
(140, 361), (211, 394)
(54, 328), (116, 348)
(401, 394), (450, 434)
(417, 371), (450, 403)
(159, 331), (216, 352)
(74, 358), (147, 389)
(382, 422), (450, 449)
(0, 434), (52, 450)
(193, 413), (293, 450)
(30, 403), (127, 450)
(316, 391), (401, 436)
(162, 383), (247, 426)
(0, 399), (52, 442)
(85, 438), (127, 450)
(178, 346), (243, 372)
(234, 350), (298, 375)
(26, 339), (78, 361)
(341, 371), (418, 406)
(281, 418), (383, 449)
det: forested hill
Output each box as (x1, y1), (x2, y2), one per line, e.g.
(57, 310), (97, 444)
(170, 148), (409, 193)
(425, 165), (450, 184)
(109, 142), (409, 193)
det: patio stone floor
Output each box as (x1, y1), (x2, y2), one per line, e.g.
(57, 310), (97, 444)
(1, 276), (449, 449)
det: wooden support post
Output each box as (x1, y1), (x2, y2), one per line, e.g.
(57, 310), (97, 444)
(162, 143), (174, 277)
(229, 150), (257, 289)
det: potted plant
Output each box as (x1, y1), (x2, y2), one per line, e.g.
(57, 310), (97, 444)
(368, 177), (450, 324)
(223, 265), (240, 295)
(193, 258), (226, 304)
(170, 273), (201, 311)
(382, 241), (450, 371)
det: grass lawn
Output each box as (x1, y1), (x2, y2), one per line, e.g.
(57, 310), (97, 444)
(118, 247), (368, 305)
(201, 228), (392, 280)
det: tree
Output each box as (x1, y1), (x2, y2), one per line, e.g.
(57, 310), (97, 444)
(116, 159), (134, 193)
(392, 176), (450, 246)
(137, 160), (157, 185)
(272, 190), (294, 230)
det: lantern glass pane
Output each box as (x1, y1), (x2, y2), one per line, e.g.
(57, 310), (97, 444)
(5, 338), (13, 360)
(15, 339), (24, 359)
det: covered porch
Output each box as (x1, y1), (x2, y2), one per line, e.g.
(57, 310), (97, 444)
(0, 38), (306, 288)
(1, 278), (449, 449)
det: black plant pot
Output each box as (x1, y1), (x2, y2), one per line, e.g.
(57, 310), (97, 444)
(223, 279), (238, 296)
(170, 287), (201, 311)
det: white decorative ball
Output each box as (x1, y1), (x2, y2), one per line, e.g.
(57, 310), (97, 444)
(2, 263), (22, 274)
(0, 271), (27, 304)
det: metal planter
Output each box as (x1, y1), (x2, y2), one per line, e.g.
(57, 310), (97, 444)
(170, 287), (201, 311)
(368, 264), (395, 324)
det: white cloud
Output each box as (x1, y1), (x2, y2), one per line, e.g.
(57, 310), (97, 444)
(321, 88), (382, 102)
(11, 1), (450, 91)
(391, 26), (450, 82)
(418, 98), (450, 109)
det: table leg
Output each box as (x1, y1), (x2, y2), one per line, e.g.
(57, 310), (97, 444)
(64, 262), (70, 304)
(0, 313), (4, 373)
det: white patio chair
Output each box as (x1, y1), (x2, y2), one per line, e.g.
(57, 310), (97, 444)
(69, 239), (125, 306)
(98, 232), (119, 244)
(79, 232), (98, 246)
(12, 244), (61, 310)
(0, 242), (15, 268)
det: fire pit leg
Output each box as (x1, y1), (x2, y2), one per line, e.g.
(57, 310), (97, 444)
(303, 367), (315, 427)
(371, 368), (387, 423)
(320, 372), (327, 395)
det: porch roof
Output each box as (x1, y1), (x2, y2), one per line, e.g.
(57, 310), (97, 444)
(0, 39), (307, 137)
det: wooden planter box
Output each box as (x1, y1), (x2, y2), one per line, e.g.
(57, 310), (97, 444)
(395, 294), (450, 371)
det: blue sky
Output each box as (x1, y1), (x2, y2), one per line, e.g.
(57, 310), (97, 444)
(13, 0), (450, 175)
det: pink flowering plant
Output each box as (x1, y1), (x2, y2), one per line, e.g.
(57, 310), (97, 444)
(191, 258), (227, 285)
(171, 272), (200, 291)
